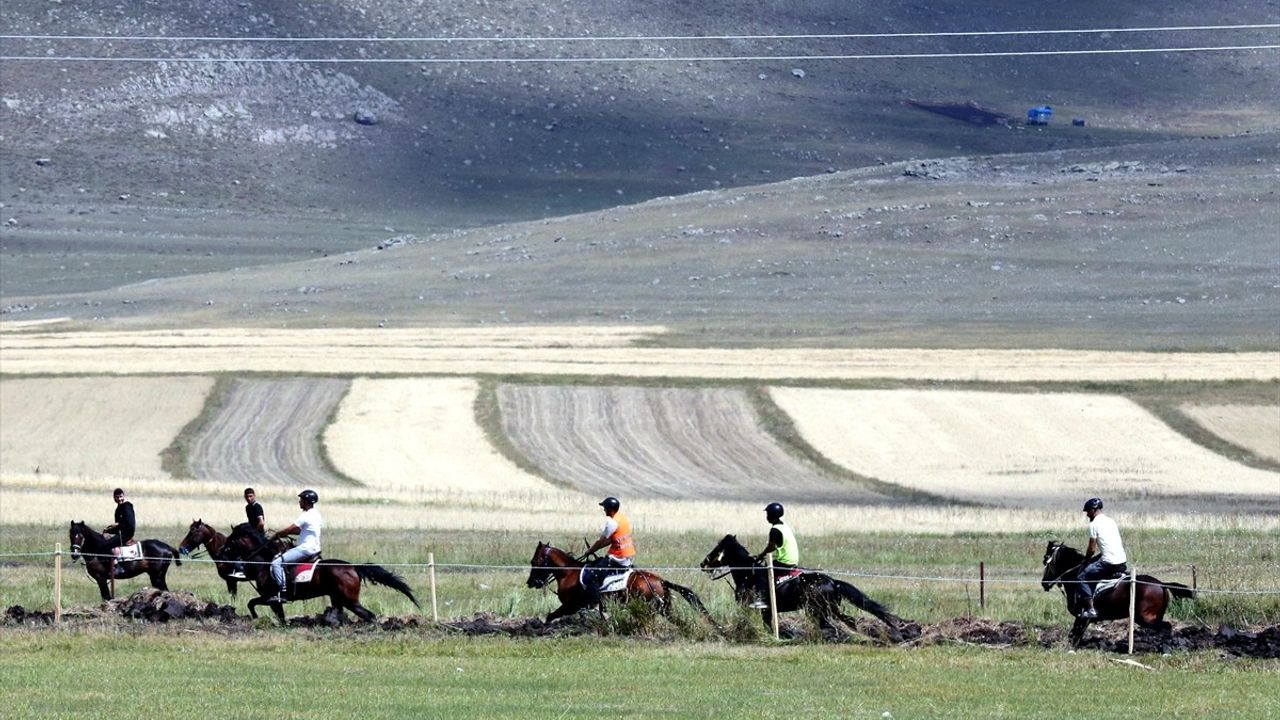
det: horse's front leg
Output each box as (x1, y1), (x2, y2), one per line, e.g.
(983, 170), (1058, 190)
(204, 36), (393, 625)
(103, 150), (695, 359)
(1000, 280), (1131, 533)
(1069, 616), (1090, 647)
(247, 597), (261, 619)
(94, 568), (112, 601)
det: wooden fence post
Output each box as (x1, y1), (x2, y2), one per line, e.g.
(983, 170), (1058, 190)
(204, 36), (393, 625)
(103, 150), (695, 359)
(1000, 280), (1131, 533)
(766, 555), (779, 640)
(54, 543), (63, 624)
(1191, 565), (1197, 592)
(979, 562), (985, 611)
(1128, 568), (1137, 655)
(428, 552), (439, 622)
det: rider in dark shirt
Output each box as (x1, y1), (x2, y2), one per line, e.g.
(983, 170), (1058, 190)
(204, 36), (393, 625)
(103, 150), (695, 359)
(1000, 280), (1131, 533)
(230, 487), (266, 580)
(102, 487), (136, 548)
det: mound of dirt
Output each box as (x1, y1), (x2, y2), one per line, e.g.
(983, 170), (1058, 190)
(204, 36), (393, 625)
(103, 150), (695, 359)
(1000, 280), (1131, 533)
(4, 605), (57, 626)
(438, 612), (594, 638)
(913, 618), (1033, 647)
(1067, 621), (1280, 658)
(108, 588), (238, 623)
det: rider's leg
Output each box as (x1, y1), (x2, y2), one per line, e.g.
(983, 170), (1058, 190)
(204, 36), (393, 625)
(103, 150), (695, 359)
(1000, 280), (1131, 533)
(1077, 560), (1104, 617)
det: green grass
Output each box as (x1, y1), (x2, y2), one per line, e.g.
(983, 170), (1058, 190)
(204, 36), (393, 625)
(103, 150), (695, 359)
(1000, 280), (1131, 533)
(0, 630), (1275, 719)
(3, 525), (1276, 627)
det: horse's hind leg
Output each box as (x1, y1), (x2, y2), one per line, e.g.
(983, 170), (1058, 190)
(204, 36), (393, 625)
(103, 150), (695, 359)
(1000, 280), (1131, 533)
(1069, 617), (1090, 647)
(151, 565), (169, 591)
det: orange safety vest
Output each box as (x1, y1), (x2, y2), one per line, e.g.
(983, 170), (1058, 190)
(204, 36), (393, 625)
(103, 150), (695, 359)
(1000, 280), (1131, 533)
(607, 512), (636, 559)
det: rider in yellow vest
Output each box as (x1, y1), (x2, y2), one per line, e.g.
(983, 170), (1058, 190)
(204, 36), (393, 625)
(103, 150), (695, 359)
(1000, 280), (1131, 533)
(751, 502), (799, 609)
(582, 496), (635, 605)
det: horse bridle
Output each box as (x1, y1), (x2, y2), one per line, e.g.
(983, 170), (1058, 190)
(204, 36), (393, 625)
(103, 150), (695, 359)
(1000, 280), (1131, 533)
(701, 551), (733, 581)
(527, 546), (556, 589)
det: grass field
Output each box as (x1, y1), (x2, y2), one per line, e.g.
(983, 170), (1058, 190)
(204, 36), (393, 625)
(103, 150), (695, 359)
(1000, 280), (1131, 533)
(3, 525), (1276, 628)
(0, 630), (1276, 720)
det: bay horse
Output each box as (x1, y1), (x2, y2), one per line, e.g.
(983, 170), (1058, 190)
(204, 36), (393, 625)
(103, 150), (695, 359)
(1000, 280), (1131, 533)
(526, 542), (715, 625)
(700, 534), (906, 641)
(68, 520), (182, 601)
(1041, 541), (1195, 647)
(178, 519), (251, 597)
(222, 524), (419, 624)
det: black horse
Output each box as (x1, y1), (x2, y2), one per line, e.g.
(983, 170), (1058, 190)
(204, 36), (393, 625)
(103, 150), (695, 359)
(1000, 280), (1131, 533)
(178, 519), (253, 597)
(700, 534), (907, 640)
(68, 520), (182, 601)
(221, 524), (419, 624)
(1041, 541), (1195, 647)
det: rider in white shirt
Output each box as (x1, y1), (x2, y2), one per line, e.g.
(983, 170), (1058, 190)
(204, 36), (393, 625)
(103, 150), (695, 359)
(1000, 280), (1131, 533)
(269, 489), (323, 602)
(1077, 497), (1128, 618)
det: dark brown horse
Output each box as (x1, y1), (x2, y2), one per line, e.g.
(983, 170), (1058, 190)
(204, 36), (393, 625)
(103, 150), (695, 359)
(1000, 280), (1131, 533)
(68, 520), (181, 601)
(526, 542), (714, 624)
(1041, 540), (1195, 646)
(178, 519), (251, 597)
(222, 524), (418, 624)
(700, 534), (906, 640)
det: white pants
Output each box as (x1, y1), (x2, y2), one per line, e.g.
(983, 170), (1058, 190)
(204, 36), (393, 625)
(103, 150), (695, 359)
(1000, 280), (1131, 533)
(271, 546), (317, 590)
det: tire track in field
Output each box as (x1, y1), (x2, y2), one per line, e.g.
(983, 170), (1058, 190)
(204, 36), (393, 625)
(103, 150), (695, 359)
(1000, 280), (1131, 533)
(188, 378), (350, 487)
(497, 385), (889, 503)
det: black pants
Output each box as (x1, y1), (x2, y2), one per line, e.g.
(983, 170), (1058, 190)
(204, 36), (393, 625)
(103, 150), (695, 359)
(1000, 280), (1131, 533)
(1078, 560), (1127, 599)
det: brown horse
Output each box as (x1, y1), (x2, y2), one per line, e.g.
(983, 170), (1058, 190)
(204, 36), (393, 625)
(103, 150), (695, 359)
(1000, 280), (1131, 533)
(178, 519), (253, 597)
(525, 542), (715, 624)
(1041, 541), (1195, 646)
(222, 524), (419, 624)
(69, 520), (182, 601)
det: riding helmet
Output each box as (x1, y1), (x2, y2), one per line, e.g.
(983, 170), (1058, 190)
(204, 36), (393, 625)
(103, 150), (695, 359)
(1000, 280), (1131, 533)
(765, 502), (784, 518)
(299, 489), (320, 504)
(599, 496), (620, 512)
(1082, 497), (1103, 512)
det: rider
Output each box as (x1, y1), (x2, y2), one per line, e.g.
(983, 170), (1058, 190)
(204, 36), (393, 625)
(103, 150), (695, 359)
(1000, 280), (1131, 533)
(1077, 497), (1128, 619)
(268, 489), (323, 603)
(228, 487), (266, 580)
(102, 488), (136, 576)
(750, 502), (799, 609)
(581, 496), (635, 605)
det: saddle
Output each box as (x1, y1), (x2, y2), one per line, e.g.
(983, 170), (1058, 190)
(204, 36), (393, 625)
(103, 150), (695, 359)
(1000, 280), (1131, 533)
(773, 567), (804, 586)
(287, 555), (322, 585)
(579, 567), (633, 594)
(1094, 570), (1131, 595)
(115, 543), (143, 562)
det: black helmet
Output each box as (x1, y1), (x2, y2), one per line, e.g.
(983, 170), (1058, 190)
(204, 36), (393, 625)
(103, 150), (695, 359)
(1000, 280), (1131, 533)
(765, 502), (784, 518)
(1082, 497), (1103, 512)
(299, 489), (319, 504)
(599, 496), (620, 512)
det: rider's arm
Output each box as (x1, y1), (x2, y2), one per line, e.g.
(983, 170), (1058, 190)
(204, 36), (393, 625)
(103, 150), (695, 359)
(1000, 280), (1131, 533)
(1085, 537), (1098, 559)
(755, 528), (783, 562)
(273, 523), (300, 539)
(586, 536), (611, 555)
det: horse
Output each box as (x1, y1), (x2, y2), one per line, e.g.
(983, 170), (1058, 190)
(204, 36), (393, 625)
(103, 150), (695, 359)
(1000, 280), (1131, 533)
(177, 519), (253, 597)
(526, 542), (715, 625)
(1041, 540), (1195, 647)
(220, 524), (419, 624)
(68, 520), (182, 601)
(699, 534), (906, 641)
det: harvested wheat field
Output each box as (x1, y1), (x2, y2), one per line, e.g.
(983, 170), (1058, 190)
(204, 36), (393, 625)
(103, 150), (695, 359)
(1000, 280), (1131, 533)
(0, 376), (212, 480)
(769, 388), (1280, 513)
(186, 378), (350, 487)
(1180, 404), (1280, 465)
(2, 329), (1278, 382)
(497, 384), (885, 503)
(325, 377), (555, 493)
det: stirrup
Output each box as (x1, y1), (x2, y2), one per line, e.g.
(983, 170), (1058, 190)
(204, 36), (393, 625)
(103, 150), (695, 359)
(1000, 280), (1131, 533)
(749, 600), (769, 610)
(228, 571), (247, 580)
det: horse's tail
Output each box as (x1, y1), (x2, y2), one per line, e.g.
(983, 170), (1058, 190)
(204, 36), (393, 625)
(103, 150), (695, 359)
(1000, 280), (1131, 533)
(356, 564), (421, 608)
(150, 540), (182, 566)
(660, 579), (714, 619)
(1161, 581), (1195, 600)
(833, 578), (901, 627)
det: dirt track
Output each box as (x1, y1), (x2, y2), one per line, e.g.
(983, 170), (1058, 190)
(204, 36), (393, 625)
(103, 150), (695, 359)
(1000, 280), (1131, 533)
(7, 590), (1277, 658)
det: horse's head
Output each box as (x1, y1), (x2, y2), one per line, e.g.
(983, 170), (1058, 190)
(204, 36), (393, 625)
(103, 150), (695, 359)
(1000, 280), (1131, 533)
(701, 534), (748, 579)
(1041, 540), (1080, 591)
(527, 542), (574, 589)
(178, 518), (212, 555)
(68, 521), (87, 561)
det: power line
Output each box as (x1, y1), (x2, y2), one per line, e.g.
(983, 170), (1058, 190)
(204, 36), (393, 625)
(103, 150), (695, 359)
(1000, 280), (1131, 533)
(2, 44), (1276, 64)
(1, 23), (1277, 43)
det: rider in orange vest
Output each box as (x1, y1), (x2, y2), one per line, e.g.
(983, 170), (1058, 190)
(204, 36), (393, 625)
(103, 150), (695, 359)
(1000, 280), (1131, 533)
(582, 496), (635, 605)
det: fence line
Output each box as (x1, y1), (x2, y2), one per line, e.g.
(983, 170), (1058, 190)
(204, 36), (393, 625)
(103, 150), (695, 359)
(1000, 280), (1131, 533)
(7, 548), (1277, 595)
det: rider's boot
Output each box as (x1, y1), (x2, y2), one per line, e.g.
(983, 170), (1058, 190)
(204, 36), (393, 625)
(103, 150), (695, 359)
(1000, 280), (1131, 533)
(1080, 598), (1097, 619)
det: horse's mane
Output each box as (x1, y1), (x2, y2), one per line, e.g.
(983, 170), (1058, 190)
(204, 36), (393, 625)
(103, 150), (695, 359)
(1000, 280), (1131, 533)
(69, 520), (109, 548)
(225, 522), (268, 549)
(716, 534), (751, 557)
